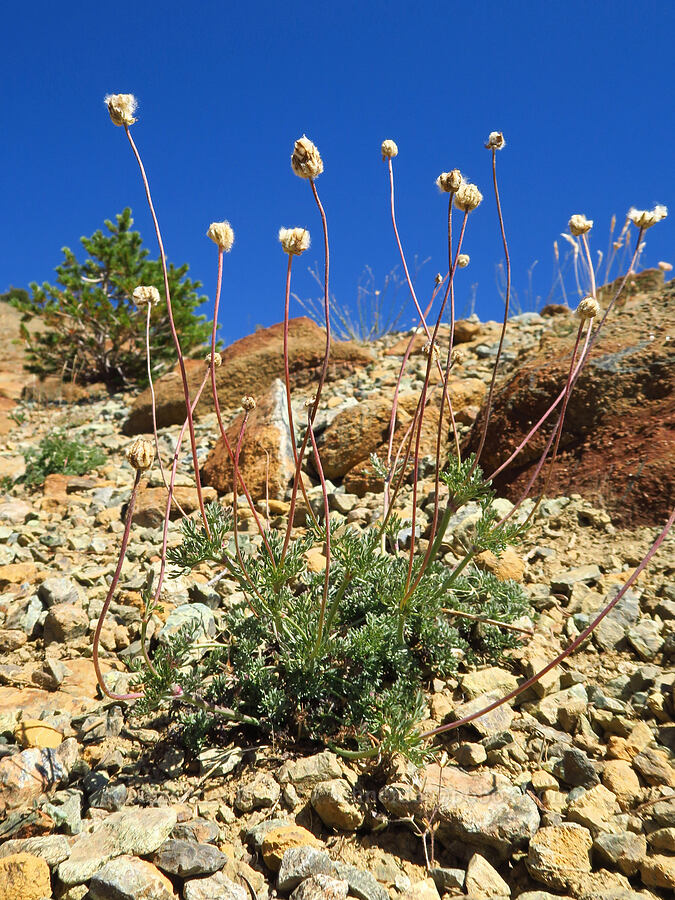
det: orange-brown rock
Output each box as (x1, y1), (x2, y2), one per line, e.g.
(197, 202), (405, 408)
(128, 484), (218, 528)
(124, 317), (374, 434)
(0, 852), (51, 900)
(201, 380), (296, 501)
(0, 563), (42, 590)
(464, 279), (674, 526)
(314, 398), (394, 481)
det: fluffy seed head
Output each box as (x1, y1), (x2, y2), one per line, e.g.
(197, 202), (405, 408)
(241, 396), (256, 411)
(132, 285), (161, 307)
(457, 254), (470, 268)
(207, 221), (235, 251)
(485, 131), (505, 150)
(577, 297), (600, 320)
(569, 214), (593, 236)
(422, 340), (439, 361)
(279, 227), (311, 255)
(451, 349), (464, 366)
(105, 94), (137, 127)
(381, 139), (398, 160)
(627, 205), (668, 229)
(454, 183), (483, 212)
(126, 437), (154, 472)
(658, 261), (673, 272)
(436, 169), (463, 193)
(435, 273), (444, 285)
(291, 136), (323, 179)
(205, 352), (222, 367)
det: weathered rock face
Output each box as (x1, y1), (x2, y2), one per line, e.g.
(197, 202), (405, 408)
(129, 484), (219, 528)
(463, 280), (674, 525)
(124, 317), (374, 434)
(379, 763), (539, 860)
(201, 379), (296, 501)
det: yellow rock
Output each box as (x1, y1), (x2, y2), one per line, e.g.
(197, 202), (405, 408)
(14, 719), (63, 749)
(304, 547), (327, 573)
(261, 825), (321, 871)
(0, 852), (51, 900)
(475, 547), (525, 582)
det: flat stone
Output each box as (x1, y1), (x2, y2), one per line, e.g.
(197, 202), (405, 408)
(38, 576), (81, 607)
(183, 870), (248, 900)
(647, 827), (675, 852)
(152, 839), (227, 877)
(593, 832), (647, 876)
(171, 818), (220, 845)
(594, 588), (641, 650)
(429, 867), (465, 892)
(566, 784), (619, 835)
(460, 666), (519, 700)
(277, 751), (343, 794)
(0, 852), (51, 900)
(464, 853), (511, 897)
(0, 834), (70, 867)
(550, 565), (601, 595)
(88, 855), (176, 900)
(526, 823), (593, 890)
(58, 806), (178, 885)
(632, 747), (675, 787)
(277, 846), (339, 892)
(379, 763), (539, 860)
(452, 690), (515, 736)
(627, 619), (664, 660)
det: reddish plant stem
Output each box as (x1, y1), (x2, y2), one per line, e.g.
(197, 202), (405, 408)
(282, 177), (330, 560)
(471, 147), (511, 475)
(124, 125), (210, 536)
(307, 409), (331, 655)
(423, 506), (675, 739)
(581, 232), (597, 299)
(93, 470), (144, 701)
(210, 249), (274, 560)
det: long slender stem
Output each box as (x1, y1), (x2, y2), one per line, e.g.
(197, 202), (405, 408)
(123, 125), (210, 536)
(423, 507), (675, 739)
(307, 410), (331, 656)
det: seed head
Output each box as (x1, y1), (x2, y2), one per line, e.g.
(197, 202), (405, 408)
(434, 273), (444, 285)
(454, 183), (483, 213)
(627, 205), (668, 229)
(457, 254), (470, 268)
(279, 227), (311, 255)
(485, 131), (505, 150)
(658, 261), (673, 272)
(207, 221), (235, 251)
(381, 139), (398, 160)
(126, 437), (154, 472)
(422, 340), (439, 361)
(132, 285), (161, 307)
(241, 396), (256, 411)
(104, 94), (137, 127)
(576, 297), (600, 320)
(569, 214), (593, 236)
(436, 169), (462, 193)
(205, 352), (222, 367)
(291, 136), (323, 179)
(451, 349), (464, 366)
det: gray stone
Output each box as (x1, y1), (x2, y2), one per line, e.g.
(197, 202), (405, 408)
(550, 565), (601, 596)
(42, 788), (83, 834)
(593, 588), (641, 651)
(451, 691), (514, 736)
(171, 818), (220, 845)
(429, 866), (465, 891)
(278, 847), (339, 892)
(235, 772), (280, 812)
(38, 576), (81, 607)
(152, 838), (226, 877)
(552, 747), (600, 788)
(454, 742), (487, 766)
(89, 781), (128, 811)
(333, 861), (389, 900)
(310, 779), (366, 831)
(159, 603), (216, 653)
(88, 855), (176, 900)
(183, 870), (248, 900)
(291, 874), (350, 900)
(647, 827), (675, 852)
(379, 763), (539, 860)
(593, 832), (647, 876)
(627, 618), (664, 660)
(0, 834), (71, 867)
(197, 746), (243, 777)
(58, 806), (178, 885)
(277, 751), (343, 794)
(43, 602), (89, 643)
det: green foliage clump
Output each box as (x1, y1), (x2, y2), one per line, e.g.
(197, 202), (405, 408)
(133, 459), (530, 762)
(21, 430), (106, 487)
(9, 209), (213, 388)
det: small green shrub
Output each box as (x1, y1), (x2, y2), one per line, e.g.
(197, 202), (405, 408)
(22, 431), (106, 487)
(10, 208), (213, 388)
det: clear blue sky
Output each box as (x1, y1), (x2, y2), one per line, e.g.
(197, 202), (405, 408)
(3, 1), (673, 344)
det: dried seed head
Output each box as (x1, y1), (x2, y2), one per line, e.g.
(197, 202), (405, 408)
(454, 183), (483, 212)
(207, 221), (235, 251)
(435, 273), (444, 285)
(627, 205), (668, 229)
(291, 136), (323, 179)
(576, 296), (600, 320)
(457, 254), (470, 268)
(304, 396), (317, 409)
(381, 139), (398, 160)
(104, 94), (137, 127)
(569, 214), (593, 236)
(279, 227), (311, 255)
(132, 285), (161, 307)
(485, 131), (505, 150)
(126, 437), (154, 472)
(205, 352), (222, 367)
(436, 169), (463, 193)
(241, 396), (256, 411)
(451, 349), (464, 366)
(658, 261), (673, 272)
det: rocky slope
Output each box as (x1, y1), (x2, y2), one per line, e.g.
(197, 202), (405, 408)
(0, 281), (673, 900)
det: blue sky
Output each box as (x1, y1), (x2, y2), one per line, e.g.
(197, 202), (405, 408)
(2, 1), (673, 345)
